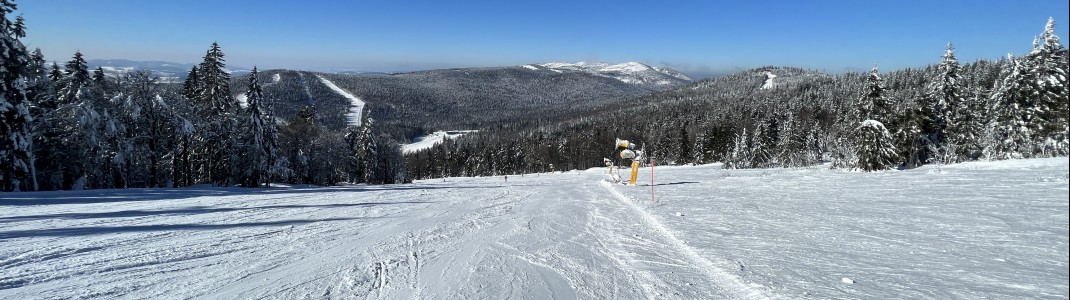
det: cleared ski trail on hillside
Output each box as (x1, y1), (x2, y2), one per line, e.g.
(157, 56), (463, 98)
(316, 75), (365, 126)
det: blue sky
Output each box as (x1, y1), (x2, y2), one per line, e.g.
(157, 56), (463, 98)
(16, 0), (1069, 77)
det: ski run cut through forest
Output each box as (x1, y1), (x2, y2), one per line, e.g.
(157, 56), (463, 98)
(1, 158), (1067, 299)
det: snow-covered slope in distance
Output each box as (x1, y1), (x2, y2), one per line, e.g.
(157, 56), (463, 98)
(316, 75), (365, 126)
(86, 59), (252, 82)
(402, 130), (477, 154)
(524, 61), (692, 90)
(1, 158), (1066, 299)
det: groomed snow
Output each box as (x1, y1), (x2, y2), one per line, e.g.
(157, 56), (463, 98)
(1, 158), (1066, 299)
(402, 130), (477, 154)
(316, 75), (365, 126)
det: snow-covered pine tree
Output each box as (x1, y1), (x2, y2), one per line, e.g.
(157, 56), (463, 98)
(48, 62), (62, 83)
(921, 43), (965, 163)
(1023, 17), (1068, 156)
(240, 67), (267, 187)
(893, 107), (925, 168)
(0, 0), (34, 191)
(118, 71), (175, 188)
(92, 67), (109, 93)
(690, 129), (707, 164)
(261, 79), (286, 185)
(282, 106), (318, 184)
(194, 42), (238, 186)
(857, 65), (893, 124)
(854, 120), (898, 171)
(677, 124), (690, 164)
(939, 43), (985, 162)
(181, 66), (199, 101)
(361, 116), (380, 184)
(344, 126), (363, 183)
(24, 48), (56, 190)
(752, 117), (778, 167)
(57, 51), (90, 105)
(725, 128), (752, 169)
(948, 84), (987, 161)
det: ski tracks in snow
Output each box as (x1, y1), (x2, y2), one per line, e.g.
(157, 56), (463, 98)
(597, 180), (777, 300)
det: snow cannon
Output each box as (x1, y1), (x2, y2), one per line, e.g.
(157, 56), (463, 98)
(620, 149), (636, 160)
(616, 138), (634, 150)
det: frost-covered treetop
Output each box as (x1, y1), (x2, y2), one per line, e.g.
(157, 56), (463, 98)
(1032, 17), (1063, 55)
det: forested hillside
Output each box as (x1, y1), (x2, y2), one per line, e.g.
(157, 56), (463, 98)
(406, 19), (1067, 179)
(0, 3), (406, 191)
(0, 0), (1065, 191)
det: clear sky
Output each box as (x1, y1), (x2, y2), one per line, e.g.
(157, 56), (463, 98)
(15, 0), (1070, 77)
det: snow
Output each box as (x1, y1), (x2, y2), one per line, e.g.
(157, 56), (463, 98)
(537, 62), (691, 86)
(401, 130), (477, 154)
(316, 75), (365, 126)
(859, 119), (884, 127)
(272, 73), (281, 83)
(521, 64), (539, 70)
(235, 93), (247, 108)
(1, 158), (1067, 299)
(760, 71), (777, 89)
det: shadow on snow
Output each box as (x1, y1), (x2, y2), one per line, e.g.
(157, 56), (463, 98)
(0, 217), (366, 240)
(0, 184), (492, 206)
(0, 202), (430, 223)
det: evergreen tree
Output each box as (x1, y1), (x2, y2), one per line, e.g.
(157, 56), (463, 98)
(857, 65), (893, 123)
(182, 66), (199, 101)
(344, 126), (364, 183)
(725, 128), (752, 169)
(921, 43), (965, 163)
(196, 42), (234, 113)
(240, 67), (268, 187)
(194, 42), (238, 186)
(0, 0), (34, 191)
(48, 62), (62, 83)
(361, 116), (380, 183)
(854, 120), (898, 171)
(677, 124), (690, 164)
(262, 87), (286, 185)
(282, 106), (318, 184)
(92, 66), (108, 91)
(1023, 17), (1069, 156)
(25, 48), (56, 190)
(690, 129), (707, 164)
(58, 51), (90, 104)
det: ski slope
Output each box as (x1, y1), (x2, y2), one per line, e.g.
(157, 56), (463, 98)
(1, 158), (1067, 299)
(402, 130), (477, 154)
(316, 75), (365, 126)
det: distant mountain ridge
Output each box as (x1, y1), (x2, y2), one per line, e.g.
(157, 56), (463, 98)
(86, 59), (251, 81)
(522, 61), (693, 91)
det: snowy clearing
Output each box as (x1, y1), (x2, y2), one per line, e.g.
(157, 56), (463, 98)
(316, 75), (365, 126)
(760, 71), (777, 89)
(1, 158), (1066, 299)
(402, 130), (477, 154)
